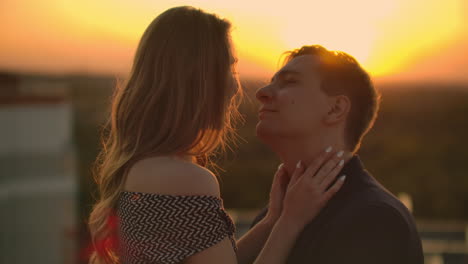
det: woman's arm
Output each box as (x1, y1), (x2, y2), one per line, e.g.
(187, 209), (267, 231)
(236, 164), (288, 264)
(253, 216), (302, 263)
(235, 217), (275, 264)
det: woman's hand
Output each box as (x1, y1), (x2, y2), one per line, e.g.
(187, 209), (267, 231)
(263, 163), (290, 227)
(280, 147), (347, 230)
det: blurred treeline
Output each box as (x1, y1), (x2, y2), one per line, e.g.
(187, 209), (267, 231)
(74, 77), (468, 222)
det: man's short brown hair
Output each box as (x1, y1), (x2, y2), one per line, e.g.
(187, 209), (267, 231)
(283, 45), (380, 152)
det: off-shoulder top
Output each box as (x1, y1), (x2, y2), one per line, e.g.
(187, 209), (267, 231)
(116, 191), (237, 264)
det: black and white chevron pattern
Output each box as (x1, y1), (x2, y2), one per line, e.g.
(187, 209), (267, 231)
(116, 191), (237, 264)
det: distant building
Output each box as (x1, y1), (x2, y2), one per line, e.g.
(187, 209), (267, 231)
(0, 72), (78, 264)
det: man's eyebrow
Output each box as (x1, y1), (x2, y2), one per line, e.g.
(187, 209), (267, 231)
(271, 69), (301, 82)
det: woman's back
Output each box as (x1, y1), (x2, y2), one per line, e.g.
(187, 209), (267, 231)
(118, 156), (237, 264)
(87, 6), (241, 263)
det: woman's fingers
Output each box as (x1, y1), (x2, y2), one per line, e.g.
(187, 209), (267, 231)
(275, 164), (291, 193)
(265, 163), (289, 222)
(302, 146), (334, 178)
(319, 156), (346, 191)
(273, 164), (285, 186)
(288, 160), (305, 189)
(273, 163), (290, 195)
(287, 147), (349, 195)
(314, 150), (346, 186)
(323, 175), (346, 201)
(270, 164), (283, 194)
(280, 149), (349, 229)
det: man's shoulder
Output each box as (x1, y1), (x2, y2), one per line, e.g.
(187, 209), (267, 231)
(314, 201), (424, 264)
(355, 174), (416, 223)
(331, 194), (420, 244)
(346, 201), (409, 224)
(344, 183), (416, 227)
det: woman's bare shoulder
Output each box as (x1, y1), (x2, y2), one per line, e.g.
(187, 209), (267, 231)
(124, 156), (220, 197)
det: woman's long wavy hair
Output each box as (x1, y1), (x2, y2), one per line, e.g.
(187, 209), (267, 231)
(87, 6), (241, 264)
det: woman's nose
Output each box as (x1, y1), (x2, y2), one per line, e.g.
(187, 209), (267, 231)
(256, 84), (272, 103)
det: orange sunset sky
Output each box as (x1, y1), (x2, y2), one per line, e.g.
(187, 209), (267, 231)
(1, 0), (467, 83)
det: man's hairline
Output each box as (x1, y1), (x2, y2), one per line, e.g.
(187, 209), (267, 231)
(273, 54), (323, 83)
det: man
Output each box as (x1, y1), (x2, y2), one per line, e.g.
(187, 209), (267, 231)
(251, 45), (424, 263)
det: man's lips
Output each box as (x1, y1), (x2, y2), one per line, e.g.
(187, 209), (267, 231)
(258, 107), (277, 113)
(258, 108), (277, 119)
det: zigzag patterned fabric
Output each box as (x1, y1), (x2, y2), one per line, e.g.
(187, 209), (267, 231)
(117, 191), (237, 264)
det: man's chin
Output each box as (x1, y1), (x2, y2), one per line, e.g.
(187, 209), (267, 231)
(255, 121), (279, 141)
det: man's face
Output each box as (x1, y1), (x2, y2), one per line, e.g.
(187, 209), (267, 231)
(255, 55), (331, 140)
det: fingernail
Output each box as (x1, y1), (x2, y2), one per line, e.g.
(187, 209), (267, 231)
(339, 159), (344, 166)
(339, 175), (346, 181)
(278, 163), (284, 170)
(325, 146), (333, 153)
(337, 150), (344, 157)
(296, 160), (302, 168)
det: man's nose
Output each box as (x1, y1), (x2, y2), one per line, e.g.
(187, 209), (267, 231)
(256, 84), (273, 103)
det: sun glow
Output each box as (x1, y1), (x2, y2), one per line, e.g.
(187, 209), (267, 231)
(0, 0), (466, 81)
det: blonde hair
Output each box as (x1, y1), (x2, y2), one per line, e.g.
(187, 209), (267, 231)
(87, 6), (241, 263)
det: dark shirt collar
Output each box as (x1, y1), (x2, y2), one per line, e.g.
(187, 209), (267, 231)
(341, 155), (365, 177)
(332, 155), (369, 198)
(341, 155), (365, 175)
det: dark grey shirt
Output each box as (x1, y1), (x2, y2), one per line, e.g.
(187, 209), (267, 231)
(250, 156), (424, 264)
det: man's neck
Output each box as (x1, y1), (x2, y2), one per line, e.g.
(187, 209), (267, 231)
(266, 133), (349, 177)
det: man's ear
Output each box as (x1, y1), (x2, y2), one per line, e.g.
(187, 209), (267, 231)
(324, 95), (350, 125)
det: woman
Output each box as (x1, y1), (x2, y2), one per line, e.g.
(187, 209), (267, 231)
(87, 6), (346, 264)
